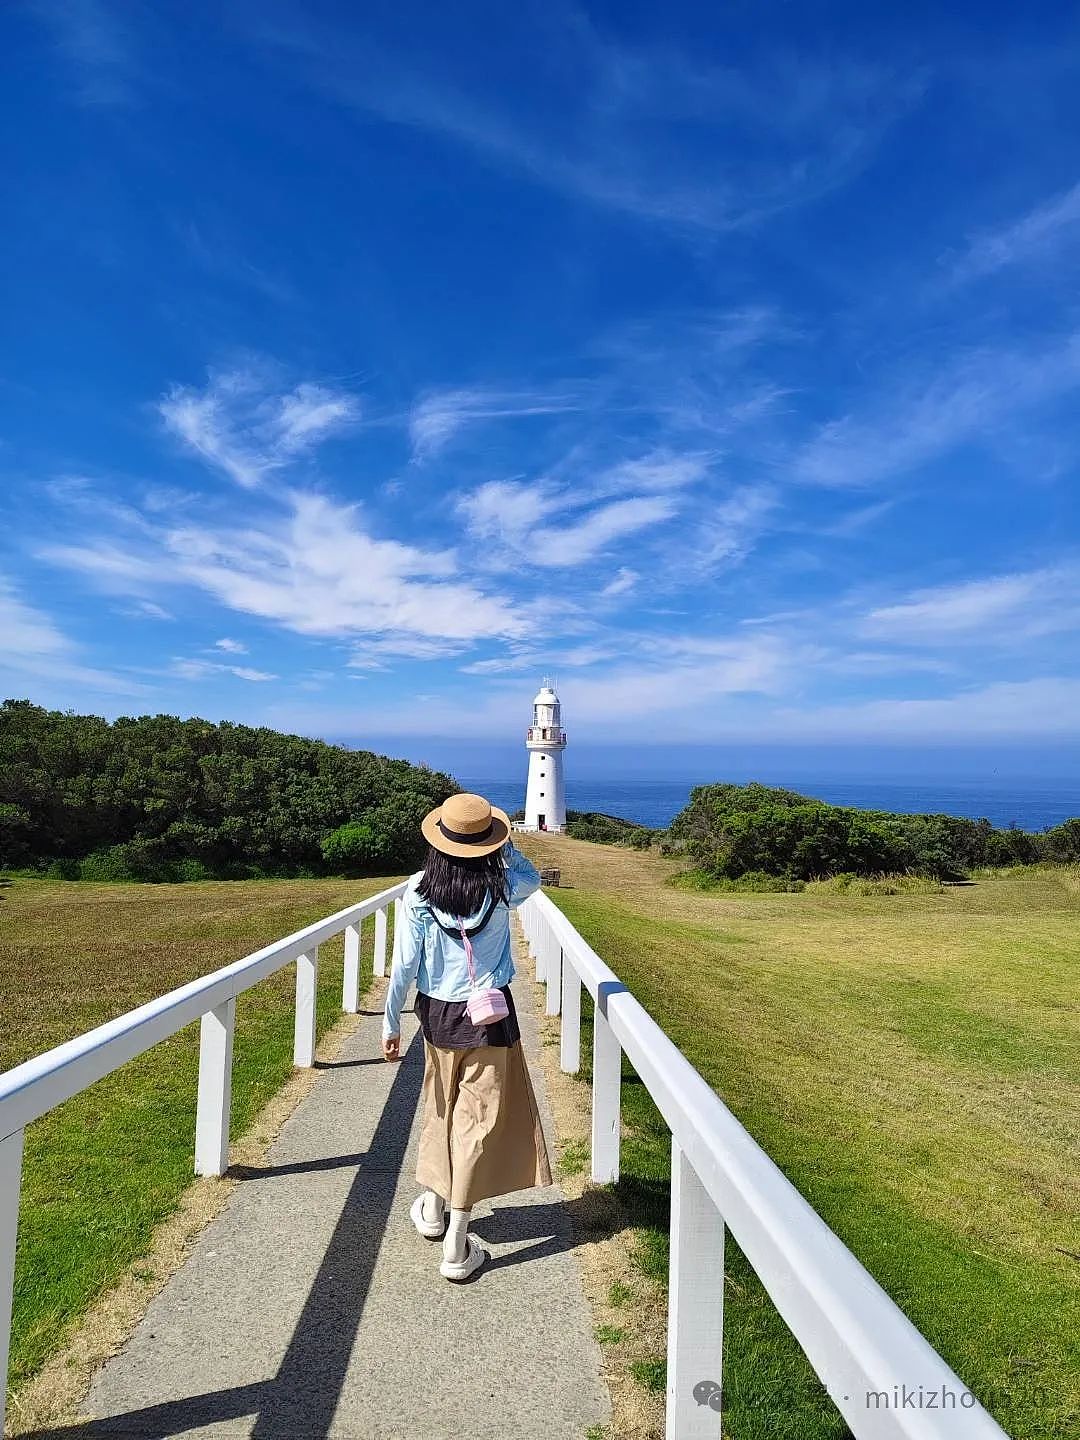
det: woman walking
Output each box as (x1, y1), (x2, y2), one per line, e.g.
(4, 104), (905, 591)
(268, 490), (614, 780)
(382, 792), (552, 1281)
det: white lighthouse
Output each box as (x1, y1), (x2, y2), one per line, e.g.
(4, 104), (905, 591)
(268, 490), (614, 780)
(522, 679), (567, 832)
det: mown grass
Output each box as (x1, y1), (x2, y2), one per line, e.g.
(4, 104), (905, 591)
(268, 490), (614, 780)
(0, 875), (401, 1394)
(519, 836), (1079, 1440)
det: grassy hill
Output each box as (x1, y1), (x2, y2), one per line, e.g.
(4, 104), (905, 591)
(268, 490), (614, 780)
(517, 832), (1079, 1440)
(0, 700), (454, 880)
(5, 843), (1077, 1437)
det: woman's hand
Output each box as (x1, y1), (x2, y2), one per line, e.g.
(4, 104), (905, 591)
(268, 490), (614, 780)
(382, 1034), (401, 1062)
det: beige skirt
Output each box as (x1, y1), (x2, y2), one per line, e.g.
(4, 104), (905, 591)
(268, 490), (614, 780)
(415, 1038), (552, 1209)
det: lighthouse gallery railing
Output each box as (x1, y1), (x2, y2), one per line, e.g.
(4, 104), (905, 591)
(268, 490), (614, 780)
(0, 881), (407, 1436)
(518, 889), (1009, 1440)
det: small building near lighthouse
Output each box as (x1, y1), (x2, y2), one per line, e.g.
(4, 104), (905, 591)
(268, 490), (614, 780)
(519, 680), (567, 832)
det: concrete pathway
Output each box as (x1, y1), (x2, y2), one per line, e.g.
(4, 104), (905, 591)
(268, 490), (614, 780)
(58, 972), (610, 1440)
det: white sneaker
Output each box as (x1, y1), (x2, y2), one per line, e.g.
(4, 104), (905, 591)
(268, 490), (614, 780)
(410, 1192), (446, 1240)
(440, 1233), (487, 1282)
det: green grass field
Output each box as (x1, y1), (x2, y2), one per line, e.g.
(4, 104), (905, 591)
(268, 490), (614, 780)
(519, 835), (1080, 1440)
(4, 856), (1077, 1438)
(0, 875), (399, 1397)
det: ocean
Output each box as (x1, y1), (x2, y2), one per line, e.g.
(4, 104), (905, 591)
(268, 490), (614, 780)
(459, 778), (1080, 832)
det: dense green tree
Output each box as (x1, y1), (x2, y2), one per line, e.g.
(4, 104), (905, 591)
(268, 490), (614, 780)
(667, 782), (1067, 881)
(0, 700), (455, 879)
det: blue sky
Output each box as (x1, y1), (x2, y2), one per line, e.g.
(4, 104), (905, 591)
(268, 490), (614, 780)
(3, 0), (1080, 778)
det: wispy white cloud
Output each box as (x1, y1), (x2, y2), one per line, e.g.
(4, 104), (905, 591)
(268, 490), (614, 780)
(862, 567), (1080, 643)
(251, 665), (1080, 746)
(256, 14), (921, 234)
(176, 219), (297, 305)
(457, 446), (710, 571)
(171, 657), (277, 682)
(456, 479), (556, 546)
(599, 567), (638, 599)
(213, 637), (248, 654)
(949, 180), (1080, 284)
(691, 485), (779, 570)
(765, 677), (1080, 742)
(596, 307), (798, 438)
(348, 634), (473, 668)
(277, 382), (357, 451)
(530, 495), (678, 567)
(0, 573), (144, 696)
(160, 368), (360, 488)
(459, 643), (613, 676)
(46, 491), (527, 646)
(409, 386), (582, 461)
(260, 628), (796, 740)
(36, 542), (164, 593)
(511, 634), (796, 731)
(589, 450), (712, 497)
(31, 0), (134, 106)
(0, 576), (73, 661)
(120, 599), (174, 621)
(818, 499), (896, 539)
(792, 333), (1080, 487)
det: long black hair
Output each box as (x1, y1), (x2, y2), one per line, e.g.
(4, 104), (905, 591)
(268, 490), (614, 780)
(416, 844), (510, 917)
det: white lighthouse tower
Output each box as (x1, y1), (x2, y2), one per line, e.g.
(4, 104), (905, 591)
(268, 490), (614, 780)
(522, 679), (567, 832)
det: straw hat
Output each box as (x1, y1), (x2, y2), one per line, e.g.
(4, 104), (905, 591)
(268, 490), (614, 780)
(421, 792), (511, 858)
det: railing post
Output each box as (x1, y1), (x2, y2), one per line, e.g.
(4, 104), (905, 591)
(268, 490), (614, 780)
(342, 920), (362, 1013)
(545, 942), (562, 1016)
(666, 1138), (725, 1438)
(194, 997), (236, 1177)
(591, 1000), (621, 1183)
(560, 955), (581, 1073)
(293, 947), (319, 1067)
(535, 911), (547, 983)
(0, 1128), (24, 1440)
(373, 907), (388, 978)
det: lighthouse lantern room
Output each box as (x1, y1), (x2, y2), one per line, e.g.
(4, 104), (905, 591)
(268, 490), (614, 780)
(520, 679), (567, 832)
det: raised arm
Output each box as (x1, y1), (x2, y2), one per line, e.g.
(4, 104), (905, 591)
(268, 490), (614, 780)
(504, 841), (541, 906)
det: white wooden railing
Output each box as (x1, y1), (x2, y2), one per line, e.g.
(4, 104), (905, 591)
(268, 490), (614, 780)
(0, 881), (407, 1435)
(518, 890), (1010, 1440)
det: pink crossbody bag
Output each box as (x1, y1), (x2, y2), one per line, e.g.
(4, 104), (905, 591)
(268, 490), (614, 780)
(459, 919), (510, 1027)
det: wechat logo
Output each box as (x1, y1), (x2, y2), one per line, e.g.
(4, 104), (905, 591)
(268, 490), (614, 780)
(693, 1380), (722, 1411)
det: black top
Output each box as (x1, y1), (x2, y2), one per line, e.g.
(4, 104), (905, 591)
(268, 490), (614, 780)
(414, 985), (521, 1050)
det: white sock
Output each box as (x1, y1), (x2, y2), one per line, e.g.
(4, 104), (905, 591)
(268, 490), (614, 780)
(443, 1207), (471, 1264)
(421, 1190), (445, 1225)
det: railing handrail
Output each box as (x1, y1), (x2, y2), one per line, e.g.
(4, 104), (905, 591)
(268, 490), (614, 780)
(520, 889), (1007, 1440)
(0, 881), (407, 1143)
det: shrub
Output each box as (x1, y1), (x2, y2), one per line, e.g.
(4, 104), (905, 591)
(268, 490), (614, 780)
(79, 846), (136, 882)
(172, 858), (212, 883)
(673, 869), (806, 893)
(565, 811), (662, 848)
(321, 821), (381, 875)
(804, 873), (946, 896)
(45, 857), (81, 880)
(668, 782), (1067, 883)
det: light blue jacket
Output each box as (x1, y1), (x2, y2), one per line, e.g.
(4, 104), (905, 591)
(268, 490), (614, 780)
(382, 842), (541, 1040)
